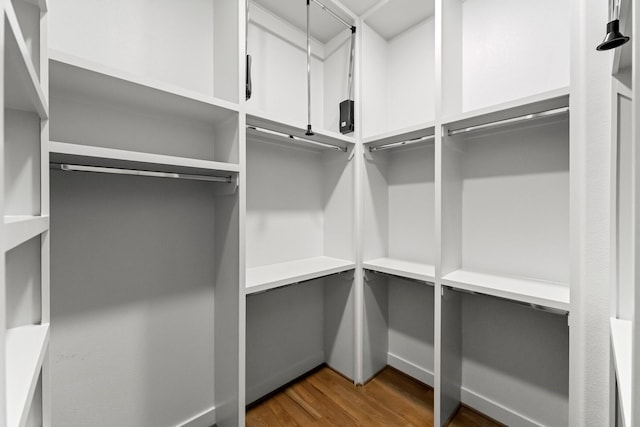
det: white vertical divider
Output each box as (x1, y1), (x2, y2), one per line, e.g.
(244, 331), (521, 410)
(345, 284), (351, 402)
(353, 16), (364, 385)
(0, 0), (6, 425)
(632, 0), (640, 423)
(39, 5), (51, 427)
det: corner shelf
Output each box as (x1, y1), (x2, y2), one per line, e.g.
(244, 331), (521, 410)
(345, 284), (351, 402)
(611, 318), (632, 426)
(441, 269), (569, 312)
(246, 256), (355, 295)
(246, 112), (355, 152)
(443, 87), (570, 132)
(362, 122), (436, 151)
(5, 0), (48, 118)
(49, 49), (238, 125)
(6, 324), (50, 427)
(50, 141), (239, 177)
(4, 215), (49, 252)
(363, 257), (435, 283)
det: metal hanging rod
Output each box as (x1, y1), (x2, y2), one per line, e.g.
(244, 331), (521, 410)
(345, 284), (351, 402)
(443, 285), (568, 316)
(447, 106), (569, 137)
(311, 0), (355, 30)
(247, 125), (348, 152)
(51, 163), (233, 183)
(365, 269), (434, 286)
(369, 134), (435, 152)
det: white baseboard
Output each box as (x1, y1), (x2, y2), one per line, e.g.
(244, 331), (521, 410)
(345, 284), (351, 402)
(461, 388), (543, 427)
(178, 406), (216, 427)
(387, 353), (434, 387)
(246, 352), (325, 404)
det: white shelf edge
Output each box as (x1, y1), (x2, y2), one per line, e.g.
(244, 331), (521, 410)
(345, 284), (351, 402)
(48, 48), (239, 114)
(442, 86), (570, 131)
(4, 215), (49, 251)
(611, 317), (632, 426)
(5, 0), (48, 118)
(246, 256), (355, 295)
(441, 269), (570, 312)
(6, 324), (50, 427)
(363, 257), (435, 283)
(362, 121), (437, 147)
(246, 109), (356, 146)
(49, 141), (240, 175)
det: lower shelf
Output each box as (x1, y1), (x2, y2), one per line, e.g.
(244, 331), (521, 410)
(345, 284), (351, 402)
(441, 269), (569, 312)
(6, 323), (50, 427)
(246, 256), (355, 294)
(4, 215), (49, 252)
(610, 317), (632, 426)
(363, 258), (435, 283)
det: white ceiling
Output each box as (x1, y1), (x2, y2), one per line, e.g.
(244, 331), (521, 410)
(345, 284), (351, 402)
(251, 0), (436, 43)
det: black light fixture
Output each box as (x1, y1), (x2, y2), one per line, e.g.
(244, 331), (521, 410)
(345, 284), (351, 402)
(597, 0), (630, 51)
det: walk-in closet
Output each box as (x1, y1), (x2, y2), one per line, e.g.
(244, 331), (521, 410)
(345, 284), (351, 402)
(0, 0), (636, 426)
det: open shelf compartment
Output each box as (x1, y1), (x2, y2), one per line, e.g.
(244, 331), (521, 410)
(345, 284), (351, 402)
(6, 323), (50, 427)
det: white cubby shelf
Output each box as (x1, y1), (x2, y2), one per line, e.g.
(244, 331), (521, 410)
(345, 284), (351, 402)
(611, 318), (632, 426)
(5, 0), (48, 118)
(363, 257), (435, 284)
(246, 256), (355, 294)
(6, 324), (50, 427)
(50, 141), (239, 178)
(49, 49), (238, 125)
(4, 215), (49, 251)
(442, 270), (569, 312)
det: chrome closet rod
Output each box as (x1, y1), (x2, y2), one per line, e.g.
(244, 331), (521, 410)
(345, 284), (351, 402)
(369, 134), (435, 152)
(447, 106), (569, 136)
(311, 0), (354, 30)
(365, 269), (434, 286)
(443, 285), (569, 316)
(51, 163), (233, 183)
(247, 125), (348, 152)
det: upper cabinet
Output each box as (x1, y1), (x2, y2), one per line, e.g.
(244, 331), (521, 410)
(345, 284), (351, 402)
(48, 0), (239, 104)
(246, 0), (356, 137)
(361, 0), (435, 139)
(441, 0), (570, 118)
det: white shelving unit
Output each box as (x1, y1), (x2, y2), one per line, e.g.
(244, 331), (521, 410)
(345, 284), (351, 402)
(3, 0), (50, 425)
(363, 258), (435, 283)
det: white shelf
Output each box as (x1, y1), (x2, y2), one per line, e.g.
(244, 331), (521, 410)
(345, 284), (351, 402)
(246, 256), (355, 294)
(443, 87), (570, 133)
(49, 49), (238, 125)
(5, 0), (48, 118)
(362, 122), (436, 148)
(6, 324), (50, 427)
(50, 141), (239, 177)
(611, 318), (632, 426)
(363, 257), (435, 283)
(246, 111), (355, 151)
(4, 215), (49, 252)
(441, 269), (570, 312)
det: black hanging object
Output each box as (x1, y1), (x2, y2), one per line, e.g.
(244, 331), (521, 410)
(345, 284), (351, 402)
(246, 54), (252, 100)
(597, 19), (630, 51)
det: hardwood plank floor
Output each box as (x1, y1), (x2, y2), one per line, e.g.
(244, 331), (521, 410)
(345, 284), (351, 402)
(246, 366), (504, 427)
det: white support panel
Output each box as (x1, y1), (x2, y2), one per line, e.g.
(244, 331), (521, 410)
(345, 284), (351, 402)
(6, 324), (50, 427)
(363, 257), (435, 283)
(246, 113), (355, 151)
(49, 142), (240, 177)
(443, 87), (570, 132)
(611, 318), (632, 426)
(4, 215), (49, 251)
(49, 49), (238, 124)
(5, 0), (48, 118)
(442, 269), (570, 312)
(246, 256), (355, 294)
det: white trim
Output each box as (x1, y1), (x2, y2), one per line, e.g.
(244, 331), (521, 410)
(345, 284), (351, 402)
(387, 353), (434, 387)
(460, 387), (544, 427)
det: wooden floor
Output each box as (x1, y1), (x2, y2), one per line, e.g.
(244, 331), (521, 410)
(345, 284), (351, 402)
(246, 366), (504, 427)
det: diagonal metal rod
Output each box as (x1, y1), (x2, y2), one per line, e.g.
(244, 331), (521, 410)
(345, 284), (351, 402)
(306, 0), (313, 135)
